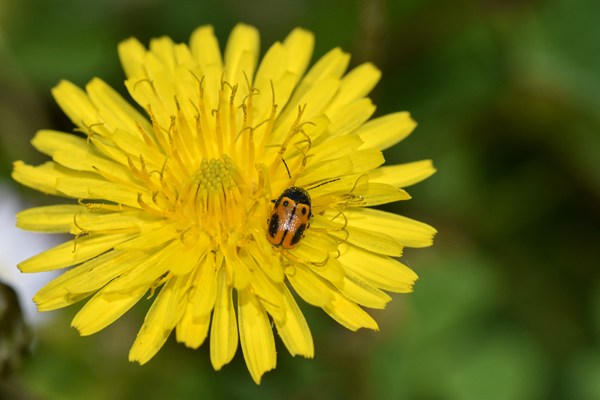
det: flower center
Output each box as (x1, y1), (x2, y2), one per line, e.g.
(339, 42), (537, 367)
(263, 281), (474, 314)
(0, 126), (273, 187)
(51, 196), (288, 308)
(174, 155), (266, 248)
(131, 77), (316, 250)
(194, 156), (236, 195)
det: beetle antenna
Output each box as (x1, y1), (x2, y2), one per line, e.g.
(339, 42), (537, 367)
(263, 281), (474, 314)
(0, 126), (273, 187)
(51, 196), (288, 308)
(306, 178), (340, 191)
(282, 157), (292, 180)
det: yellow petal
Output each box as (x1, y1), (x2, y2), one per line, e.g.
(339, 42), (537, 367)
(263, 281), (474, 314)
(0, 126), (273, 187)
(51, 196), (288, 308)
(32, 130), (138, 185)
(118, 37), (147, 79)
(248, 237), (284, 283)
(238, 288), (276, 384)
(176, 306), (211, 349)
(288, 233), (334, 265)
(86, 78), (153, 136)
(169, 244), (205, 276)
(12, 161), (65, 195)
(275, 48), (350, 140)
(19, 233), (135, 273)
(357, 112), (417, 150)
(274, 77), (340, 141)
(286, 263), (334, 307)
(16, 157), (139, 202)
(335, 270), (392, 309)
(370, 160), (436, 188)
(326, 62), (381, 113)
(149, 36), (177, 73)
(351, 148), (385, 173)
(282, 28), (314, 81)
(188, 253), (218, 318)
(174, 42), (194, 67)
(171, 66), (204, 152)
(327, 98), (376, 137)
(255, 68), (298, 123)
(72, 282), (149, 335)
(107, 128), (165, 169)
(273, 285), (314, 358)
(68, 210), (158, 236)
(296, 47), (349, 95)
(344, 208), (437, 248)
(245, 256), (286, 322)
(323, 291), (379, 331)
(33, 250), (143, 310)
(104, 241), (180, 293)
(253, 27), (314, 120)
(302, 113), (331, 143)
(223, 245), (252, 290)
(17, 205), (81, 233)
(86, 134), (129, 166)
(305, 135), (363, 166)
(210, 266), (238, 370)
(31, 129), (88, 157)
(170, 235), (210, 275)
(54, 175), (142, 208)
(301, 230), (338, 254)
(52, 150), (135, 184)
(252, 42), (290, 117)
(328, 225), (403, 257)
(129, 275), (189, 364)
(338, 243), (418, 293)
(138, 53), (178, 117)
(52, 80), (106, 135)
(224, 23), (260, 86)
(308, 256), (345, 287)
(297, 155), (353, 187)
(360, 182), (411, 206)
(190, 25), (223, 69)
(114, 222), (177, 251)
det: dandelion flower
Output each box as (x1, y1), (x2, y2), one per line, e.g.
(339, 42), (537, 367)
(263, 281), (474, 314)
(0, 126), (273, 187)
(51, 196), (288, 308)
(13, 24), (436, 383)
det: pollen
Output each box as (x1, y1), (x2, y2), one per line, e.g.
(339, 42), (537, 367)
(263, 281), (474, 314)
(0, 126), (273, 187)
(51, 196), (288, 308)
(194, 156), (236, 193)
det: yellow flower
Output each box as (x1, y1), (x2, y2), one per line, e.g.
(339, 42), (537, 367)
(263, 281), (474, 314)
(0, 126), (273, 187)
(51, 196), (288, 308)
(12, 24), (436, 383)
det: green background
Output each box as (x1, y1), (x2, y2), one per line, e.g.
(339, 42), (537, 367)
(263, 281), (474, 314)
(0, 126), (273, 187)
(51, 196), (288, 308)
(1, 0), (599, 399)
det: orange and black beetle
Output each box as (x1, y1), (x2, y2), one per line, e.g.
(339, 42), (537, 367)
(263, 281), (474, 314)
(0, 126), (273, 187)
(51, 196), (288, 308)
(267, 187), (312, 249)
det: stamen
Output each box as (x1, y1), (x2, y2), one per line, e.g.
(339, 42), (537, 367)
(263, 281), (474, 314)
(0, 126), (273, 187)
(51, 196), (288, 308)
(147, 105), (170, 153)
(227, 83), (238, 156)
(256, 80), (278, 160)
(173, 95), (197, 166)
(136, 122), (156, 148)
(137, 193), (164, 217)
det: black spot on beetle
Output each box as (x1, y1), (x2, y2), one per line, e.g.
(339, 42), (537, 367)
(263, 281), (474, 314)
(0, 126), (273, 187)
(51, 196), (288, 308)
(268, 214), (279, 238)
(290, 223), (306, 245)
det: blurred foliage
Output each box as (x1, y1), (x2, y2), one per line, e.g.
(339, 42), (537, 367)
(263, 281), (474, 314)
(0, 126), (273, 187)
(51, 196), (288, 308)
(0, 281), (32, 398)
(1, 0), (599, 399)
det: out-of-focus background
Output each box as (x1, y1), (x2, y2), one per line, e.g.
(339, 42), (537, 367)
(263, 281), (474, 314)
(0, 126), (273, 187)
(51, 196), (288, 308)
(1, 0), (599, 399)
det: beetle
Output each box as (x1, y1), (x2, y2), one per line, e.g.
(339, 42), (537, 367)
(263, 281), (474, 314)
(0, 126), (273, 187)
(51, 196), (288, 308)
(267, 186), (313, 249)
